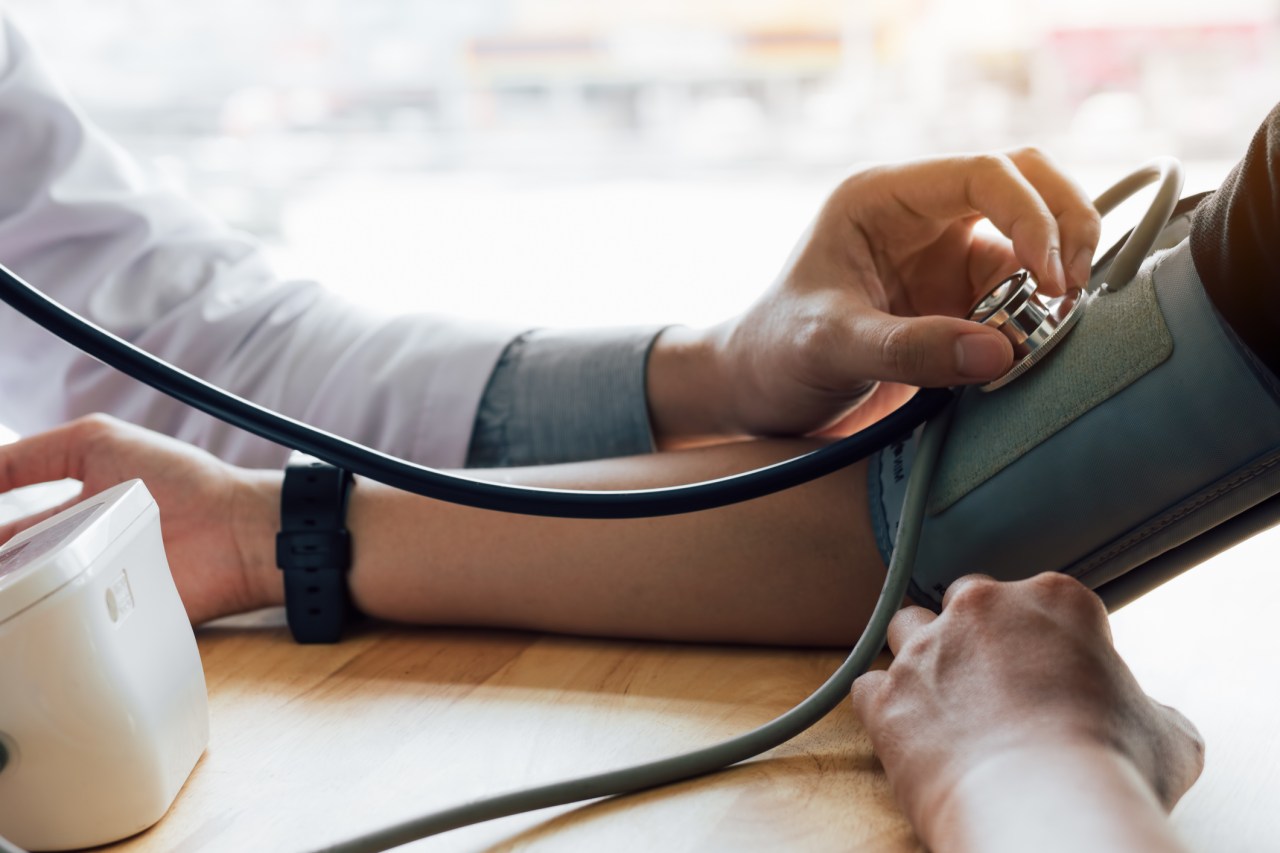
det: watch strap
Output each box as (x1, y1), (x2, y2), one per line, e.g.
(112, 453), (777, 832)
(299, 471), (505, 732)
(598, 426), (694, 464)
(276, 452), (354, 643)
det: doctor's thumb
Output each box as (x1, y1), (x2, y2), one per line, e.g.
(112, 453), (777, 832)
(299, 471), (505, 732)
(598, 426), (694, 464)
(855, 313), (1013, 388)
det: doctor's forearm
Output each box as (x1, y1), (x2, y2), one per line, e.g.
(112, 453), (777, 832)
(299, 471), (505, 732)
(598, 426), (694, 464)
(923, 745), (1194, 853)
(237, 441), (882, 645)
(644, 325), (738, 449)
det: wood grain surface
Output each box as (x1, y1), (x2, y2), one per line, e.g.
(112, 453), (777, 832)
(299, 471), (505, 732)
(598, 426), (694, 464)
(101, 610), (917, 853)
(92, 524), (1280, 853)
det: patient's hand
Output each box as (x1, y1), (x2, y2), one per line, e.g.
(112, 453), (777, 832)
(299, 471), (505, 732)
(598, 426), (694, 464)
(852, 573), (1204, 853)
(0, 414), (261, 624)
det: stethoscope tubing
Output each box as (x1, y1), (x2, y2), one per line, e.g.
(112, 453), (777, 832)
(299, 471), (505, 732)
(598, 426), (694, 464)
(0, 260), (951, 519)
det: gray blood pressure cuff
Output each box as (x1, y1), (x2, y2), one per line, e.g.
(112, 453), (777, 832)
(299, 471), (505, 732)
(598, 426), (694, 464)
(872, 236), (1280, 610)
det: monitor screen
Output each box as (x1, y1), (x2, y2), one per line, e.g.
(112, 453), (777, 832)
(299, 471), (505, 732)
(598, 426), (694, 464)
(0, 503), (102, 582)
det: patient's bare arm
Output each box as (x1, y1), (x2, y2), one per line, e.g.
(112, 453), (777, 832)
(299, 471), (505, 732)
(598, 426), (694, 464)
(0, 415), (885, 646)
(311, 441), (876, 645)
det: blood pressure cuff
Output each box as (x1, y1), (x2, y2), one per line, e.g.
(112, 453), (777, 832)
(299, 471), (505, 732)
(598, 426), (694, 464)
(874, 230), (1280, 610)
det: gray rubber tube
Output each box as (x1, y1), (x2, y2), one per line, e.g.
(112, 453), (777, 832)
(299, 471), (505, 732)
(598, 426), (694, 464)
(315, 403), (958, 853)
(1092, 157), (1185, 292)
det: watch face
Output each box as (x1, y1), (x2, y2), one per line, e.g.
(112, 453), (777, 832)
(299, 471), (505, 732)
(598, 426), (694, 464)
(0, 503), (102, 582)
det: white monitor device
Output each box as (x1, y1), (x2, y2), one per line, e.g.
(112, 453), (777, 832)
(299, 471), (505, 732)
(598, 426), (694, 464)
(0, 480), (208, 850)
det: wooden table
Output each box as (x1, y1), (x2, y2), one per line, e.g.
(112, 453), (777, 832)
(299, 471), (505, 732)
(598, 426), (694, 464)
(90, 525), (1280, 853)
(105, 615), (914, 853)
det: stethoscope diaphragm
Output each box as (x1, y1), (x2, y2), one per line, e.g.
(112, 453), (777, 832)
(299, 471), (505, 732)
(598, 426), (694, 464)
(968, 270), (1087, 392)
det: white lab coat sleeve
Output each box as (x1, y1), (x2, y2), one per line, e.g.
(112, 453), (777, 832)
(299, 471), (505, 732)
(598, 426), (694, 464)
(0, 15), (521, 469)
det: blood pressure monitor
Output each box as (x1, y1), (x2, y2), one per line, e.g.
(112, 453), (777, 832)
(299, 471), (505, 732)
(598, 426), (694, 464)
(0, 481), (208, 851)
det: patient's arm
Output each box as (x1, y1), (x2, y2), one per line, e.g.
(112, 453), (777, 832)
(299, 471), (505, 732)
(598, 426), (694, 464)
(0, 415), (883, 646)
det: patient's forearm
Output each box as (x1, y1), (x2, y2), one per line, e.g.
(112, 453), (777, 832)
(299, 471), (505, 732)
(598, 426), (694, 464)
(237, 441), (881, 645)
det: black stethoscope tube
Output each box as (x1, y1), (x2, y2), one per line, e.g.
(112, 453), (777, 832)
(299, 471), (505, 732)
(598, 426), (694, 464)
(0, 262), (952, 518)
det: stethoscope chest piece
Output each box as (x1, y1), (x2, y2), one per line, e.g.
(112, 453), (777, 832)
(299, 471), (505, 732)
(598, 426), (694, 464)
(968, 271), (1087, 392)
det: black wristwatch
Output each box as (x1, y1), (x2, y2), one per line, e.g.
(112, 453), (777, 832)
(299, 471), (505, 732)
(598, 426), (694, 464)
(276, 451), (355, 643)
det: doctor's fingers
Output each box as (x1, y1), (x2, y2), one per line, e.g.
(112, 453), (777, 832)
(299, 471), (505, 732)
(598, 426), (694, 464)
(816, 305), (1014, 388)
(885, 605), (938, 657)
(850, 605), (937, 718)
(958, 147), (1098, 294)
(939, 573), (999, 611)
(870, 151), (1096, 295)
(966, 230), (1024, 301)
(1002, 146), (1102, 292)
(849, 669), (889, 721)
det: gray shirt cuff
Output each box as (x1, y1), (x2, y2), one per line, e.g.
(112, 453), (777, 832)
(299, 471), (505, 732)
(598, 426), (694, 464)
(466, 327), (666, 468)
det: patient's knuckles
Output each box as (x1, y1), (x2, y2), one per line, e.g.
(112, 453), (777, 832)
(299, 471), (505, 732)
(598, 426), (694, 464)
(71, 413), (132, 455)
(72, 412), (123, 438)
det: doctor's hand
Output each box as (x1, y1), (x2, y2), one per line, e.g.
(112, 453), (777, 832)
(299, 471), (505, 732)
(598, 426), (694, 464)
(0, 415), (263, 624)
(647, 149), (1101, 446)
(851, 573), (1203, 853)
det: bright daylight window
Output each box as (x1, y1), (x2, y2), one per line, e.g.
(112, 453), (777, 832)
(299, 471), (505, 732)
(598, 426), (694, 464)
(6, 1), (1278, 328)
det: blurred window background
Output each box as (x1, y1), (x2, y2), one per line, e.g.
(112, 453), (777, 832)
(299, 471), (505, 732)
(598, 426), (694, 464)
(6, 0), (1279, 326)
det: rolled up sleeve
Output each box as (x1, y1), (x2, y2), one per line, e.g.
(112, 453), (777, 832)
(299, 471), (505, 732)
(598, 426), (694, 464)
(467, 326), (665, 468)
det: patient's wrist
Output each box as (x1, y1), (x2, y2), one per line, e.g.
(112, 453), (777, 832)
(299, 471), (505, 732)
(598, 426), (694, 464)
(230, 469), (285, 613)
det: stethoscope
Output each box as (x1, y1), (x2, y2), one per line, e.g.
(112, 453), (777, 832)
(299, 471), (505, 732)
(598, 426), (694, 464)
(0, 158), (1184, 853)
